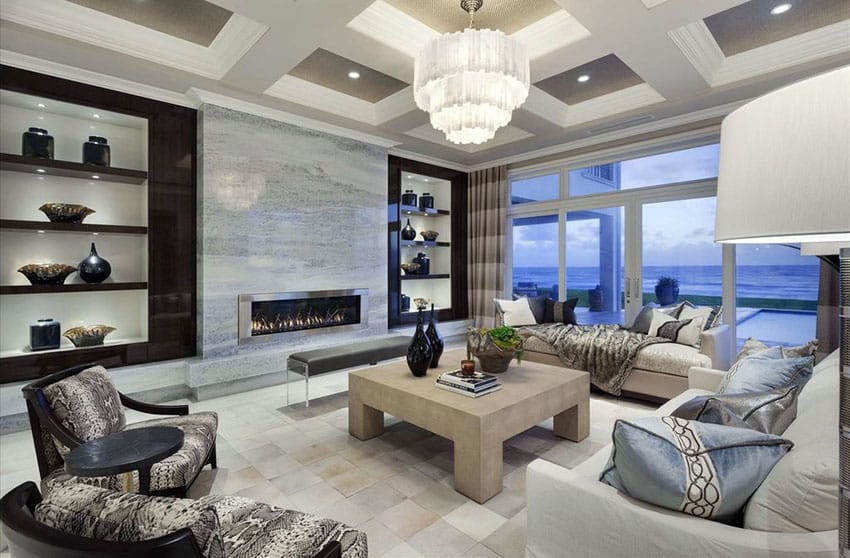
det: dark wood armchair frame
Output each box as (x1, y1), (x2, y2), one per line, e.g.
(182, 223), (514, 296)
(21, 362), (217, 497)
(0, 481), (343, 558)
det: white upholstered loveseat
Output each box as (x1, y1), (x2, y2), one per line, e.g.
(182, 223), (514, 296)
(525, 349), (839, 558)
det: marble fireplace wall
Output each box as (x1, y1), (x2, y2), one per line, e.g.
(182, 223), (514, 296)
(194, 103), (388, 390)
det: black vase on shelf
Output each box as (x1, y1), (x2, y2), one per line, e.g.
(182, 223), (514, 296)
(30, 318), (60, 351)
(425, 304), (444, 368)
(401, 189), (417, 207)
(78, 242), (111, 283)
(406, 309), (432, 377)
(412, 252), (430, 275)
(419, 192), (434, 210)
(401, 219), (417, 241)
(83, 136), (111, 167)
(401, 293), (410, 312)
(22, 127), (54, 159)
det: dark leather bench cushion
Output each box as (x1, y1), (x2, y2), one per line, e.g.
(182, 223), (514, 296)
(287, 336), (409, 376)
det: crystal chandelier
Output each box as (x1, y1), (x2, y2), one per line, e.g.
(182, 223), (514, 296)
(414, 0), (530, 145)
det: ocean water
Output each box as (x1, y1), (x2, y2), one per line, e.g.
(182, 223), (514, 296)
(512, 265), (819, 301)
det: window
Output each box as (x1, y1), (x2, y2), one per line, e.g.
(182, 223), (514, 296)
(735, 245), (818, 348)
(512, 215), (559, 299)
(568, 144), (720, 197)
(642, 197), (722, 307)
(510, 173), (559, 205)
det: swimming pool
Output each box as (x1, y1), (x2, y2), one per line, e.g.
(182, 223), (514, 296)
(735, 308), (817, 347)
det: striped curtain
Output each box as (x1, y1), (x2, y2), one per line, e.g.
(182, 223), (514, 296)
(468, 166), (508, 328)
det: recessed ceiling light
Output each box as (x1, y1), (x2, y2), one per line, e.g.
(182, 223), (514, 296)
(423, 178), (429, 182)
(92, 113), (101, 119)
(92, 232), (99, 236)
(348, 71), (361, 79)
(92, 175), (100, 179)
(770, 3), (792, 15)
(37, 230), (45, 234)
(36, 169), (46, 173)
(577, 75), (590, 83)
(37, 103), (46, 108)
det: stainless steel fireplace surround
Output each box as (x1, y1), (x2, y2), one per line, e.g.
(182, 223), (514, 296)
(238, 289), (368, 345)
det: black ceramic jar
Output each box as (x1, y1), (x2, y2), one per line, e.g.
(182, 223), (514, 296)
(22, 128), (54, 159)
(30, 318), (60, 351)
(401, 189), (417, 207)
(418, 192), (434, 209)
(83, 136), (110, 166)
(412, 252), (430, 275)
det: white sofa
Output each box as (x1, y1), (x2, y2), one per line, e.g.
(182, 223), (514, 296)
(526, 349), (840, 558)
(521, 324), (732, 401)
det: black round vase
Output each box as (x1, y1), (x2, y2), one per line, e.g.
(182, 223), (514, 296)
(425, 304), (444, 368)
(406, 309), (432, 377)
(78, 242), (111, 283)
(401, 219), (417, 241)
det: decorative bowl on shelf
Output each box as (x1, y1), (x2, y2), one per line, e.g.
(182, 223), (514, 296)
(420, 230), (439, 241)
(63, 325), (116, 347)
(38, 203), (96, 224)
(400, 262), (421, 275)
(17, 263), (77, 285)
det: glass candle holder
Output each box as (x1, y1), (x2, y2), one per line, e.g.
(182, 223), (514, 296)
(461, 359), (475, 377)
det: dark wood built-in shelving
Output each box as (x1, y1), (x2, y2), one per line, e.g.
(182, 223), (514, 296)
(400, 274), (450, 281)
(0, 282), (148, 295)
(0, 153), (148, 185)
(400, 240), (450, 247)
(400, 205), (450, 216)
(0, 220), (147, 235)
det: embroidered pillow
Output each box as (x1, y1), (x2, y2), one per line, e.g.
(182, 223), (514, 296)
(493, 297), (537, 326)
(678, 301), (723, 331)
(543, 297), (578, 325)
(781, 339), (818, 359)
(600, 417), (793, 523)
(735, 338), (775, 363)
(719, 355), (814, 395)
(656, 316), (705, 348)
(647, 309), (678, 337)
(42, 365), (125, 456)
(672, 384), (800, 435)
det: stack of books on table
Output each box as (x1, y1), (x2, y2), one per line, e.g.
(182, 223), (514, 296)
(435, 370), (502, 398)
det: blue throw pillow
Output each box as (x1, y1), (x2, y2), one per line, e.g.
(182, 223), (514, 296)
(719, 355), (813, 394)
(600, 417), (793, 523)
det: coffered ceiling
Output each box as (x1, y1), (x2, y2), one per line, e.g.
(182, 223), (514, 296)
(1, 0), (848, 169)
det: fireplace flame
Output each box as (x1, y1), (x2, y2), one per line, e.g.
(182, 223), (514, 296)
(251, 308), (349, 335)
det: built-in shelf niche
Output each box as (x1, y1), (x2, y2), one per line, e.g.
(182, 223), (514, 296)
(0, 88), (150, 358)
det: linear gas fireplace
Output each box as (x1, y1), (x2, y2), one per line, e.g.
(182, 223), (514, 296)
(238, 289), (368, 344)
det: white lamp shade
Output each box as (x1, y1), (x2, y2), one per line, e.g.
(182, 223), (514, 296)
(715, 66), (850, 244)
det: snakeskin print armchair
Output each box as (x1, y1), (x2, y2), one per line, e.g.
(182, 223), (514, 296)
(0, 481), (363, 558)
(22, 362), (217, 497)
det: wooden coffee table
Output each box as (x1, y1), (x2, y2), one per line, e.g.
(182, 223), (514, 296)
(349, 348), (589, 503)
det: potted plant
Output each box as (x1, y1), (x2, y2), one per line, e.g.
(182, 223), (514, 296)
(467, 326), (524, 373)
(654, 276), (680, 306)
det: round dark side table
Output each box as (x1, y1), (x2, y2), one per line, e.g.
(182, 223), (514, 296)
(64, 426), (183, 494)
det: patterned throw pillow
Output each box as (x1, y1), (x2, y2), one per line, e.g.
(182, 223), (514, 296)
(656, 316), (705, 348)
(543, 297), (578, 325)
(735, 338), (818, 363)
(672, 384), (800, 435)
(678, 301), (723, 331)
(42, 366), (126, 455)
(719, 355), (814, 395)
(600, 417), (793, 523)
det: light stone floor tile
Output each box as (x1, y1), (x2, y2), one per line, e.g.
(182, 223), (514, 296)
(443, 501), (508, 541)
(376, 498), (439, 540)
(406, 518), (479, 557)
(0, 368), (657, 558)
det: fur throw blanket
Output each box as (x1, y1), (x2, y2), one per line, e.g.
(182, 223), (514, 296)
(521, 323), (669, 395)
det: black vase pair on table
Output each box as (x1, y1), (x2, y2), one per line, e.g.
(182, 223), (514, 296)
(406, 304), (444, 377)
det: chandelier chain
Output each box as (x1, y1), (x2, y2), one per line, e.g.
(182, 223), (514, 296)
(460, 0), (483, 28)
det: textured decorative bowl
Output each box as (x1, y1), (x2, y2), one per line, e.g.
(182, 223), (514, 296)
(63, 325), (116, 347)
(39, 203), (96, 224)
(17, 263), (77, 285)
(400, 262), (421, 275)
(420, 230), (439, 241)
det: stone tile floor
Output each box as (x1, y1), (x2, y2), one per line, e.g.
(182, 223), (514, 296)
(0, 360), (656, 557)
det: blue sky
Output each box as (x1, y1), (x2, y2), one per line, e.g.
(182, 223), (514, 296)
(512, 144), (818, 268)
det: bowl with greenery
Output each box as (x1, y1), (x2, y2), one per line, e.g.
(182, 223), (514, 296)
(467, 325), (524, 373)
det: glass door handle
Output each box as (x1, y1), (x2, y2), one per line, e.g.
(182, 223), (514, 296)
(625, 278), (631, 301)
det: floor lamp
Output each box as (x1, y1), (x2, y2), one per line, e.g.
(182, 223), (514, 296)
(714, 65), (850, 553)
